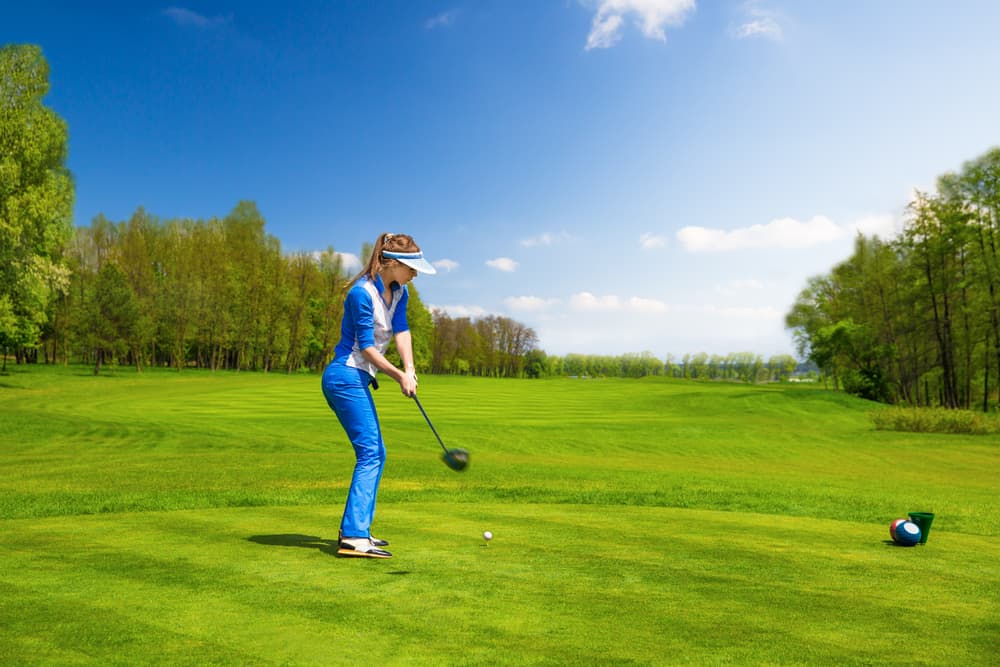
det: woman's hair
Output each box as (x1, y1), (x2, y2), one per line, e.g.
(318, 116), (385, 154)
(348, 232), (421, 286)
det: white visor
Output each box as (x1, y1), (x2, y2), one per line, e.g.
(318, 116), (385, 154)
(382, 250), (437, 274)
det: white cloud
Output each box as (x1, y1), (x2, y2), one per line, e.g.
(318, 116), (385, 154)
(715, 279), (765, 296)
(486, 257), (519, 272)
(733, 18), (782, 40)
(521, 231), (571, 247)
(162, 7), (231, 29)
(430, 304), (489, 319)
(427, 290), (792, 357)
(570, 292), (621, 310)
(850, 214), (900, 240)
(640, 232), (667, 249)
(688, 304), (783, 320)
(569, 292), (668, 313)
(677, 215), (846, 252)
(585, 0), (696, 50)
(425, 9), (459, 30)
(533, 297), (791, 356)
(311, 250), (361, 272)
(434, 258), (460, 272)
(731, 3), (783, 41)
(587, 13), (625, 50)
(338, 252), (361, 271)
(627, 296), (668, 313)
(505, 296), (560, 311)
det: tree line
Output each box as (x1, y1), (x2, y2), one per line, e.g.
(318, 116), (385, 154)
(46, 203), (424, 374)
(41, 208), (798, 382)
(483, 350), (800, 382)
(786, 147), (1000, 410)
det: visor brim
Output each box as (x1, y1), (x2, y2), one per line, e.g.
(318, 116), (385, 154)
(396, 256), (437, 274)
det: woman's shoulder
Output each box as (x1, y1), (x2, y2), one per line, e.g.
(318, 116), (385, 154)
(346, 279), (375, 301)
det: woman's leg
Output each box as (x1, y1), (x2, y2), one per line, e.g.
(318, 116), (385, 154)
(322, 364), (385, 538)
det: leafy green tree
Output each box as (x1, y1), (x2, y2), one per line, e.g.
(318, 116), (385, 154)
(952, 149), (1000, 410)
(904, 191), (969, 407)
(114, 208), (159, 370)
(78, 262), (140, 374)
(308, 247), (346, 371)
(0, 44), (74, 366)
(404, 284), (435, 374)
(767, 354), (798, 381)
(283, 252), (319, 373)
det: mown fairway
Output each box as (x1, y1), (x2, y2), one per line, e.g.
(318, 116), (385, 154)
(1, 366), (997, 665)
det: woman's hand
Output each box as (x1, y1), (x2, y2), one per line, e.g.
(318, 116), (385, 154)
(398, 369), (418, 397)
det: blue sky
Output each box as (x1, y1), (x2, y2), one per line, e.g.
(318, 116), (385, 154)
(5, 1), (1000, 357)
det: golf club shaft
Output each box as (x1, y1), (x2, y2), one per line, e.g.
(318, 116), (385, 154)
(412, 394), (449, 455)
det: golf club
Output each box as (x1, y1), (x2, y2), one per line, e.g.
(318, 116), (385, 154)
(412, 394), (469, 471)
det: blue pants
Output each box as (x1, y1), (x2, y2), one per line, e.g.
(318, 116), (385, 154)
(321, 362), (385, 539)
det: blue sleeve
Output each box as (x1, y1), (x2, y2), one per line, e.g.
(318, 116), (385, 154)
(345, 285), (376, 349)
(392, 286), (410, 334)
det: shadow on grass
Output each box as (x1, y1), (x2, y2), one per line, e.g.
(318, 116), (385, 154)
(247, 534), (412, 572)
(248, 533), (339, 556)
(882, 539), (922, 548)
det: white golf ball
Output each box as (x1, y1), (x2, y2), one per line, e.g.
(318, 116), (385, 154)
(483, 530), (493, 541)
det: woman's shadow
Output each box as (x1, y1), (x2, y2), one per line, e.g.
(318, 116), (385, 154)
(247, 534), (411, 573)
(247, 534), (338, 556)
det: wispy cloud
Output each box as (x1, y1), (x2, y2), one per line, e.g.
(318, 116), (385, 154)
(570, 292), (622, 310)
(425, 9), (460, 30)
(162, 7), (232, 29)
(521, 231), (571, 247)
(486, 257), (519, 272)
(730, 2), (783, 41)
(566, 292), (779, 317)
(569, 292), (671, 313)
(434, 258), (460, 273)
(850, 214), (899, 240)
(585, 0), (696, 50)
(430, 304), (488, 319)
(337, 252), (361, 271)
(640, 232), (667, 249)
(714, 279), (766, 296)
(311, 250), (361, 272)
(505, 296), (560, 311)
(677, 213), (900, 253)
(677, 216), (846, 252)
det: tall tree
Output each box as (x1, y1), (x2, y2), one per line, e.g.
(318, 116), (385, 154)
(403, 284), (435, 374)
(78, 262), (140, 374)
(787, 147), (1000, 408)
(953, 149), (1000, 410)
(0, 44), (74, 366)
(904, 191), (967, 408)
(114, 208), (158, 370)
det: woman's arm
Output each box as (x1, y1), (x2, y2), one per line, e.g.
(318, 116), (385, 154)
(395, 330), (416, 375)
(360, 340), (417, 397)
(394, 330), (419, 396)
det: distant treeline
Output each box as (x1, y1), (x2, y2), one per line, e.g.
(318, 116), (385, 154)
(465, 349), (801, 382)
(786, 147), (1000, 410)
(31, 202), (429, 374)
(13, 201), (797, 381)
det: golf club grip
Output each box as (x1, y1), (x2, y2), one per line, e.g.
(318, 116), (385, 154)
(413, 395), (449, 454)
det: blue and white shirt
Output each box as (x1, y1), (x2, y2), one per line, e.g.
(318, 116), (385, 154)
(333, 275), (410, 378)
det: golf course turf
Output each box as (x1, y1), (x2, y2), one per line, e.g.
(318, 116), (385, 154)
(1, 366), (997, 664)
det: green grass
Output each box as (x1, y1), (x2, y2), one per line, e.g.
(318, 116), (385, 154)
(1, 365), (997, 665)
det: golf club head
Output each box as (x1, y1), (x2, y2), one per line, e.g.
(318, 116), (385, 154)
(443, 448), (469, 472)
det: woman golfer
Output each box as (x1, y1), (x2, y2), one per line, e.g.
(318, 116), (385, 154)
(322, 232), (436, 559)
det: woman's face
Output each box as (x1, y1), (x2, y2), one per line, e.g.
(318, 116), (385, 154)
(388, 262), (418, 286)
